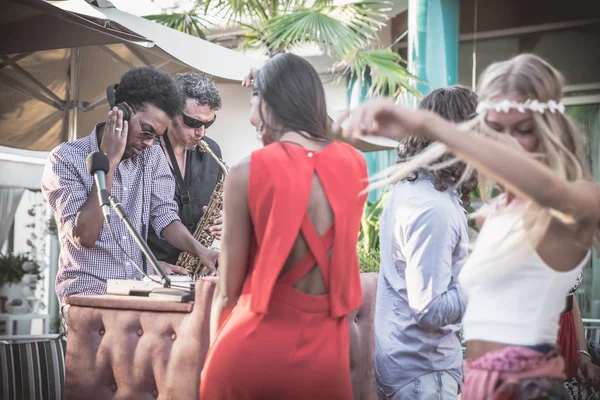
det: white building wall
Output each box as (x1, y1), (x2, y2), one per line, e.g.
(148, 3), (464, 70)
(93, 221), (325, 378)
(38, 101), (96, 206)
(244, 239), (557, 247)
(206, 83), (261, 167)
(10, 189), (51, 333)
(458, 29), (600, 88)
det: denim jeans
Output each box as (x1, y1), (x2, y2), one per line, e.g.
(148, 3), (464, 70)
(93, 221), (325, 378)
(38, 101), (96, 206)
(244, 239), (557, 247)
(377, 371), (459, 400)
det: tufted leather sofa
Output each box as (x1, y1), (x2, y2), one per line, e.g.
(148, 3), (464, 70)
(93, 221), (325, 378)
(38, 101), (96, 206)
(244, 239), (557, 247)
(64, 273), (379, 400)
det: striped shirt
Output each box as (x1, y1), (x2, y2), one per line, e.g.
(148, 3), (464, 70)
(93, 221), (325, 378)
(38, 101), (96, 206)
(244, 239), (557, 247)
(41, 125), (180, 307)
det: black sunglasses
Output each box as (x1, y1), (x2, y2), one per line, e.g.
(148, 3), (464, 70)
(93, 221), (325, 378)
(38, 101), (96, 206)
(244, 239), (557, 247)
(182, 113), (217, 129)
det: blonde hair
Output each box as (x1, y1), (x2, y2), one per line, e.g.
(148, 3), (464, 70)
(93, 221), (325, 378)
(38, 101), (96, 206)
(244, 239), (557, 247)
(370, 53), (599, 254)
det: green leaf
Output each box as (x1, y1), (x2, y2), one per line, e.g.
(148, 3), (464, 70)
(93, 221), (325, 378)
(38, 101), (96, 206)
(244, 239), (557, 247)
(358, 244), (380, 273)
(357, 191), (390, 253)
(264, 2), (388, 57)
(0, 253), (42, 288)
(338, 48), (422, 99)
(199, 0), (275, 22)
(145, 12), (210, 39)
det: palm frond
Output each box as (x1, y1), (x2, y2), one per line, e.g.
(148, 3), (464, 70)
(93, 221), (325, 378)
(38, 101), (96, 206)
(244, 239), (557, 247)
(338, 49), (421, 99)
(264, 1), (389, 57)
(145, 12), (210, 39)
(358, 192), (389, 252)
(199, 0), (282, 22)
(201, 0), (332, 18)
(311, 0), (334, 6)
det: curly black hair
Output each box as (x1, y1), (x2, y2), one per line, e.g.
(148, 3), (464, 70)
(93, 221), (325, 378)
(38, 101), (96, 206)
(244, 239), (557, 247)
(115, 66), (183, 119)
(397, 85), (479, 205)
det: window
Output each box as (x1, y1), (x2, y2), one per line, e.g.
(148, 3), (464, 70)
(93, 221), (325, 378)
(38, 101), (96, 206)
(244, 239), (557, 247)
(566, 100), (600, 318)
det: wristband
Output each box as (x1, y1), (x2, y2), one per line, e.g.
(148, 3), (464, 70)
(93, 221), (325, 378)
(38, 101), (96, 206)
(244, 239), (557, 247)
(578, 349), (592, 358)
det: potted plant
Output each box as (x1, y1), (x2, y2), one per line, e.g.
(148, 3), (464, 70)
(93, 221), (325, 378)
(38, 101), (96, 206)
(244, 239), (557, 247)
(358, 245), (381, 273)
(357, 193), (389, 273)
(46, 218), (58, 236)
(7, 298), (28, 314)
(0, 253), (42, 307)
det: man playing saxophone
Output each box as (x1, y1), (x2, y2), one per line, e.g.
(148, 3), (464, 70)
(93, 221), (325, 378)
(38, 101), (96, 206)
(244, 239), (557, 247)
(147, 72), (224, 275)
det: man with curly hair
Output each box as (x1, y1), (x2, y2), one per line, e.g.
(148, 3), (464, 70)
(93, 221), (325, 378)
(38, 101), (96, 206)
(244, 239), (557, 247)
(42, 67), (219, 317)
(148, 72), (225, 270)
(374, 85), (478, 400)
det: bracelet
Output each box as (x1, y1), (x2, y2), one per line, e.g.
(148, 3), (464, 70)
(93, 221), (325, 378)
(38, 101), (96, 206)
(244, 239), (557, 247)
(578, 349), (592, 358)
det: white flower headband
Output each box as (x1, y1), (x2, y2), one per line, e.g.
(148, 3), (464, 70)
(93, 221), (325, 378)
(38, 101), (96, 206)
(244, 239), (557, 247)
(476, 99), (565, 115)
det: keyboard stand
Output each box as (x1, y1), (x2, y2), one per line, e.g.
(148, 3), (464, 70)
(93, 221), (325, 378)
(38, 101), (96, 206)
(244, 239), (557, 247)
(107, 278), (194, 303)
(148, 288), (194, 302)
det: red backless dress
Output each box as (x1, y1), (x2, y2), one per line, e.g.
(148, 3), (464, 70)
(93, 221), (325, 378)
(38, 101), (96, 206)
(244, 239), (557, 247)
(200, 141), (368, 399)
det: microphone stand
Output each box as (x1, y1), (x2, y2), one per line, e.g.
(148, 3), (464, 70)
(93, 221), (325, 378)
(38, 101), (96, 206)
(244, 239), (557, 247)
(108, 193), (193, 302)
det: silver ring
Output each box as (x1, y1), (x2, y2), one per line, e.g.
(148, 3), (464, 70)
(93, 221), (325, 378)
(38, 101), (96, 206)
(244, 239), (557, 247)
(115, 128), (122, 132)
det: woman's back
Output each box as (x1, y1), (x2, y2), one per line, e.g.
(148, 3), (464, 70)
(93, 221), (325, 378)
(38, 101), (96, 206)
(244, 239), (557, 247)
(280, 170), (333, 295)
(245, 140), (367, 313)
(277, 137), (337, 295)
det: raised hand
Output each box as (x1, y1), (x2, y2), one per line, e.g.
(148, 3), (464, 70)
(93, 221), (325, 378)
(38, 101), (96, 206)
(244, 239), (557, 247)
(242, 68), (258, 88)
(334, 97), (427, 143)
(101, 107), (128, 168)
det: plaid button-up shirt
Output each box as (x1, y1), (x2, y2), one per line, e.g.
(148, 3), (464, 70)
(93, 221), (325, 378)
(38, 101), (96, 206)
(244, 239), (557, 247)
(42, 125), (180, 307)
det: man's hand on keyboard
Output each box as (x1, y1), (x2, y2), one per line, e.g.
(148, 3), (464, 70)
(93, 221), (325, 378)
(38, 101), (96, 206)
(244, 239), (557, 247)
(159, 261), (188, 275)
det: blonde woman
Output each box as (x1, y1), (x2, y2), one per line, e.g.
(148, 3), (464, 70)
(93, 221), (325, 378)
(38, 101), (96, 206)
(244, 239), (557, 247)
(338, 54), (600, 399)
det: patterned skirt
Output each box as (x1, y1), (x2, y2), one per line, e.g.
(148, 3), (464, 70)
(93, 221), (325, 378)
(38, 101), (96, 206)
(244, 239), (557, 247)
(463, 345), (569, 400)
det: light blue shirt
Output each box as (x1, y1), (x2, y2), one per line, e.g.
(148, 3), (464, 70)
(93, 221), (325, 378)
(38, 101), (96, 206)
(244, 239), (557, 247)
(374, 174), (468, 396)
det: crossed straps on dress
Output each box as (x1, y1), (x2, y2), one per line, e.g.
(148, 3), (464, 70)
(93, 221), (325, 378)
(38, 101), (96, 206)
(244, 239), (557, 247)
(277, 213), (334, 289)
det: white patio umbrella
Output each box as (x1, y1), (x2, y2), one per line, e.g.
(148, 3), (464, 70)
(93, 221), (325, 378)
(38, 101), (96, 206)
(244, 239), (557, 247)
(0, 0), (393, 153)
(0, 0), (261, 152)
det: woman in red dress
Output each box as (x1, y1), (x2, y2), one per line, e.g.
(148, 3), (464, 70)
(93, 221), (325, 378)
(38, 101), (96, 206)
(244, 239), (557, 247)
(199, 53), (368, 399)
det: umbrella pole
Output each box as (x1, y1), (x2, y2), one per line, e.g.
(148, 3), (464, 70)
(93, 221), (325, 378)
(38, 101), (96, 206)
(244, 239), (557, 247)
(70, 47), (81, 142)
(62, 47), (82, 143)
(60, 50), (72, 143)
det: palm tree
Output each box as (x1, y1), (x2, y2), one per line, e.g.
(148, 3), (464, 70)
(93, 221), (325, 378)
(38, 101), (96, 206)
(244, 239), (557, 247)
(146, 0), (420, 99)
(145, 10), (210, 39)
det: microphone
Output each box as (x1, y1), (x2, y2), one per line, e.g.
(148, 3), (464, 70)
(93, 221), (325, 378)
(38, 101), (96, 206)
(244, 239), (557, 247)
(86, 152), (111, 222)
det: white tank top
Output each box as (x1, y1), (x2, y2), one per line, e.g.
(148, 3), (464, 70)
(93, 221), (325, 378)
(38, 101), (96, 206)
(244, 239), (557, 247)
(459, 200), (589, 346)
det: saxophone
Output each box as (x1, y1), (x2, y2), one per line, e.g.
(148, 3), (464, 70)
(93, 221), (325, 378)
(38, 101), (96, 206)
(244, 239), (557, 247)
(176, 139), (229, 276)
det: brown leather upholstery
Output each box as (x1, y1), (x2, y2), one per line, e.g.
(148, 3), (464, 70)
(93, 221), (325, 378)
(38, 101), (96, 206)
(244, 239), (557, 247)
(64, 278), (217, 400)
(64, 273), (379, 400)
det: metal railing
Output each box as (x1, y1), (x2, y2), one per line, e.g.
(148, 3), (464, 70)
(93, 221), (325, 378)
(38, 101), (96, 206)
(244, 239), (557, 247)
(583, 318), (600, 343)
(0, 333), (63, 344)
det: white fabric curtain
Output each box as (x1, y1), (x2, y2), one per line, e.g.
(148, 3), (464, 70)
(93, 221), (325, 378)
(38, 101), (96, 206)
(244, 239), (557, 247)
(0, 188), (25, 251)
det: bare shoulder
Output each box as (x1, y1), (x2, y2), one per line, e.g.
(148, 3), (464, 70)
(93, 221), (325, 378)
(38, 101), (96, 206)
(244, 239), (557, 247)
(224, 156), (251, 195)
(231, 156), (250, 177)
